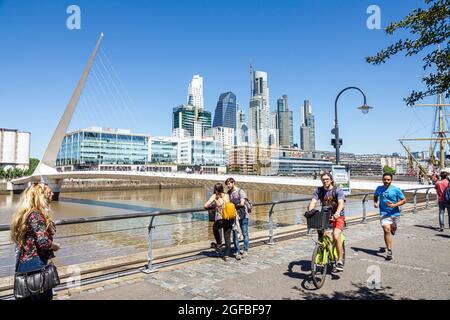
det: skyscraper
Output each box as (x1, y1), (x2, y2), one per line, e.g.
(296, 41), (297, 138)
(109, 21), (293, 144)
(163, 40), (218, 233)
(172, 75), (211, 139)
(236, 108), (248, 145)
(187, 75), (204, 109)
(300, 100), (315, 151)
(277, 94), (294, 147)
(172, 105), (212, 139)
(212, 92), (238, 129)
(248, 69), (270, 146)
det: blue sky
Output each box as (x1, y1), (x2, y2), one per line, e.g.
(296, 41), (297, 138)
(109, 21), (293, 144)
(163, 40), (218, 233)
(0, 0), (444, 158)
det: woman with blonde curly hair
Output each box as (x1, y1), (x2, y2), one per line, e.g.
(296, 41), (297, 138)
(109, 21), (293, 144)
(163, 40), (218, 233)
(10, 182), (60, 300)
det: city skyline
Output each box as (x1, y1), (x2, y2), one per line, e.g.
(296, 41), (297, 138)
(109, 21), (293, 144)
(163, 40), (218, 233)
(0, 0), (440, 159)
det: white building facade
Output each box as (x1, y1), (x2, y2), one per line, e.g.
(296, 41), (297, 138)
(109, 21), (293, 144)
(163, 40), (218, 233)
(187, 75), (204, 109)
(0, 128), (30, 170)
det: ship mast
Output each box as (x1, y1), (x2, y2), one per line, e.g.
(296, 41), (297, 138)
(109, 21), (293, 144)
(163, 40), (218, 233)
(399, 48), (449, 170)
(399, 93), (450, 170)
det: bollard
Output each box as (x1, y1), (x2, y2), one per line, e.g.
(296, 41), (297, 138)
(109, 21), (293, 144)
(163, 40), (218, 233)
(425, 188), (430, 209)
(141, 216), (158, 274)
(267, 203), (276, 245)
(413, 190), (418, 214)
(362, 194), (369, 223)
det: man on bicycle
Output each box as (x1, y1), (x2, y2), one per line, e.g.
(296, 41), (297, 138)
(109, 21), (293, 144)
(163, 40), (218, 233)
(307, 172), (346, 271)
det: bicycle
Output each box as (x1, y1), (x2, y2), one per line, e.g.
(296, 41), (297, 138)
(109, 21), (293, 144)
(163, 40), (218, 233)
(306, 209), (346, 289)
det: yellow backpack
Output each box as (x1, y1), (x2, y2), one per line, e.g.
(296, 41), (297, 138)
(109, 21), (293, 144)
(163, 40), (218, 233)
(222, 200), (237, 220)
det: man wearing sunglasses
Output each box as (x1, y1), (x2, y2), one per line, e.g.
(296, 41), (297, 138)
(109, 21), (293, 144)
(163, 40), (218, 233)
(308, 172), (346, 271)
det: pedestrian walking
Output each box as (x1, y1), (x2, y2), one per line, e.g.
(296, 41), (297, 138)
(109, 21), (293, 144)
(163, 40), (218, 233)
(10, 182), (60, 300)
(373, 173), (406, 261)
(204, 183), (235, 261)
(434, 170), (449, 232)
(226, 177), (250, 260)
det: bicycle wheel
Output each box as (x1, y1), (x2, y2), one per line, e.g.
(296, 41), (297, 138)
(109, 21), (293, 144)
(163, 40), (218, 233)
(311, 244), (328, 289)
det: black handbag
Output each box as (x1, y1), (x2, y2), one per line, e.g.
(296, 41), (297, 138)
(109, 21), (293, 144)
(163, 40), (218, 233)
(14, 250), (60, 300)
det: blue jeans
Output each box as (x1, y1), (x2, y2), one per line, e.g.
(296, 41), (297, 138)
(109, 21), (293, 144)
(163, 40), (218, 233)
(233, 217), (249, 253)
(438, 202), (450, 228)
(16, 256), (53, 301)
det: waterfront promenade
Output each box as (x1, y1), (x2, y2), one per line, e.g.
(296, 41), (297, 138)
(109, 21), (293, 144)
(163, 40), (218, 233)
(57, 206), (449, 300)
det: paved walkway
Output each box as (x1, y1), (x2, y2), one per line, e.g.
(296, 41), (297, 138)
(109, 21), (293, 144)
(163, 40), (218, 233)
(63, 207), (449, 300)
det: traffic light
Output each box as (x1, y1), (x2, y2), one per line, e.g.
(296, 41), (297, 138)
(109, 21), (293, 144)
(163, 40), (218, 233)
(331, 138), (343, 148)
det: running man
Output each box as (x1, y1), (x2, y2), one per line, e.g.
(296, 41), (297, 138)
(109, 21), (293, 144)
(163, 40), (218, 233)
(307, 172), (346, 271)
(374, 173), (406, 261)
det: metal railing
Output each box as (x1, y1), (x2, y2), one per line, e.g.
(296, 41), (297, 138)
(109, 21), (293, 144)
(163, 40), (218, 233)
(0, 186), (436, 273)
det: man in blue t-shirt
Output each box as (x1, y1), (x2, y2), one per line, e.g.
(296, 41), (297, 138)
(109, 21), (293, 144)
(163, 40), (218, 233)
(373, 173), (406, 261)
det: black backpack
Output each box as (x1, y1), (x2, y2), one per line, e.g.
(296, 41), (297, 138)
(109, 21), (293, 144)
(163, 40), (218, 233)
(317, 186), (338, 205)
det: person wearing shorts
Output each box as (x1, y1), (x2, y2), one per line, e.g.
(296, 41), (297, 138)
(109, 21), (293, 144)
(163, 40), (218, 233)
(308, 172), (346, 271)
(374, 173), (406, 261)
(434, 171), (449, 232)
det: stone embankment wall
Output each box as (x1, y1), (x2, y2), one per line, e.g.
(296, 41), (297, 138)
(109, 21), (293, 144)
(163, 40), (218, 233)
(0, 182), (7, 195)
(61, 179), (318, 195)
(61, 179), (189, 192)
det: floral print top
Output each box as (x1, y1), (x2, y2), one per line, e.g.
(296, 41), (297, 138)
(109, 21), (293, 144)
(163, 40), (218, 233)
(19, 211), (54, 262)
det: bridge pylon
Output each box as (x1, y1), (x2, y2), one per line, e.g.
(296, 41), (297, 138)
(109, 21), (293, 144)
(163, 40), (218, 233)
(9, 33), (105, 199)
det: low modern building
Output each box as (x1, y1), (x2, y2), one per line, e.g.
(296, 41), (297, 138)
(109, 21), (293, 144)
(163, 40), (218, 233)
(228, 145), (258, 174)
(269, 156), (333, 176)
(177, 138), (227, 166)
(56, 127), (150, 170)
(229, 145), (334, 176)
(0, 128), (30, 170)
(149, 136), (178, 164)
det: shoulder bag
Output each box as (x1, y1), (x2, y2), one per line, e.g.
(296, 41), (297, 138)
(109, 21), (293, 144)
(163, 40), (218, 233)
(14, 248), (60, 300)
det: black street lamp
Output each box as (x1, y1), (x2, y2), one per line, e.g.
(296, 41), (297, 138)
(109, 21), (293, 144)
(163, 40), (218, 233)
(333, 86), (372, 164)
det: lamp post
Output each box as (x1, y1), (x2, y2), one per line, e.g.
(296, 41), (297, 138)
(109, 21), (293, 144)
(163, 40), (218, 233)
(334, 86), (372, 164)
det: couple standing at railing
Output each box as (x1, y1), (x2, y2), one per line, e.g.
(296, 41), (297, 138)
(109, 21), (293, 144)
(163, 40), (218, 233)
(204, 177), (251, 262)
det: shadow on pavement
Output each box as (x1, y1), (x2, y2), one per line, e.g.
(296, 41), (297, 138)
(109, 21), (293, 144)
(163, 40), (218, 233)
(414, 224), (441, 231)
(435, 233), (450, 239)
(351, 246), (385, 258)
(285, 260), (342, 291)
(285, 260), (315, 290)
(287, 282), (401, 300)
(199, 250), (223, 259)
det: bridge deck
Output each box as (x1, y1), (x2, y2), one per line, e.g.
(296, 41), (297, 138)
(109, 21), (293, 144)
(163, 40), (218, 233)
(60, 206), (449, 300)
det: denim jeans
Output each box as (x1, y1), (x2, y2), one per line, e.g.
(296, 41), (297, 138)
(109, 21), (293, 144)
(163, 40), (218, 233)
(16, 256), (53, 301)
(233, 217), (249, 253)
(438, 202), (450, 228)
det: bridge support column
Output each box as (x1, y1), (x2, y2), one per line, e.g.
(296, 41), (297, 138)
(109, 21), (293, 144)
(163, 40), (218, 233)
(6, 182), (28, 195)
(42, 178), (63, 201)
